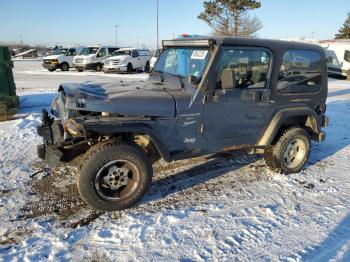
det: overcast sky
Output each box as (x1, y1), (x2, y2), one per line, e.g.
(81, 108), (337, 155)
(0, 0), (348, 48)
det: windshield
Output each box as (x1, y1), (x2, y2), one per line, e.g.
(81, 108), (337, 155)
(79, 47), (99, 55)
(154, 47), (210, 78)
(53, 48), (68, 55)
(112, 50), (132, 56)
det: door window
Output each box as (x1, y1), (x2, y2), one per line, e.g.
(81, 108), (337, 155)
(277, 50), (322, 93)
(97, 48), (107, 57)
(66, 49), (77, 56)
(216, 48), (271, 90)
(132, 50), (139, 58)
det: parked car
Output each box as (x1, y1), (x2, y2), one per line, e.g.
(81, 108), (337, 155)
(73, 46), (119, 72)
(320, 40), (350, 78)
(37, 36), (329, 212)
(103, 48), (151, 73)
(150, 48), (161, 69)
(42, 47), (78, 72)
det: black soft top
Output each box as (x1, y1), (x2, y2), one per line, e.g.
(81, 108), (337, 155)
(166, 36), (324, 53)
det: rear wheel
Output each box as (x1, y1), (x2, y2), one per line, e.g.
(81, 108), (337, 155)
(78, 141), (153, 211)
(264, 127), (311, 174)
(60, 62), (69, 71)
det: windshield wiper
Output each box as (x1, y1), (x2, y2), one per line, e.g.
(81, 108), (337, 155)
(175, 74), (185, 89)
(154, 70), (165, 82)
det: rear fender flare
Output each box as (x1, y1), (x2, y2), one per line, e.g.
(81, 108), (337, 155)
(258, 107), (321, 146)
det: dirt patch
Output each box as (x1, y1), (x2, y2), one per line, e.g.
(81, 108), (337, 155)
(0, 229), (33, 246)
(21, 165), (91, 221)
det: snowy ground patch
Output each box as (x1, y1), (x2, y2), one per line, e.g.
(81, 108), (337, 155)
(1, 61), (350, 261)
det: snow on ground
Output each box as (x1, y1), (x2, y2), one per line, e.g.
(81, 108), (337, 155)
(1, 61), (350, 261)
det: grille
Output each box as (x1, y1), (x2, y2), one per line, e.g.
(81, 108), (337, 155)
(74, 58), (83, 63)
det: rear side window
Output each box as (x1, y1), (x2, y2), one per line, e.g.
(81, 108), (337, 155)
(277, 50), (322, 93)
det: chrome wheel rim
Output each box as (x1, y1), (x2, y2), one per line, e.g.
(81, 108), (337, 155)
(283, 138), (307, 169)
(95, 160), (140, 201)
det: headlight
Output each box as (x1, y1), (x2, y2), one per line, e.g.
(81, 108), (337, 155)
(51, 59), (58, 64)
(64, 118), (83, 137)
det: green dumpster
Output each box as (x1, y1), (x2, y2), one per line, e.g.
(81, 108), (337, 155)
(0, 46), (19, 120)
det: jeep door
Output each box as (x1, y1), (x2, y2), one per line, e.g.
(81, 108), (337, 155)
(202, 47), (276, 146)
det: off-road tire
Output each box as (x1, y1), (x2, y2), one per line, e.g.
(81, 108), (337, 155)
(264, 127), (311, 174)
(95, 63), (102, 72)
(78, 140), (153, 211)
(61, 62), (69, 72)
(127, 63), (133, 74)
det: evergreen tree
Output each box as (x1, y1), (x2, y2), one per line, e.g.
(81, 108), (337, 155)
(335, 12), (350, 39)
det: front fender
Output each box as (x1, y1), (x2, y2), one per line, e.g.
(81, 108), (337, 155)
(81, 119), (172, 162)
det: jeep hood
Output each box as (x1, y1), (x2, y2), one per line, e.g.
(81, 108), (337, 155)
(58, 80), (183, 118)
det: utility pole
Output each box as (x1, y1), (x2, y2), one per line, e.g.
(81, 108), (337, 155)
(115, 25), (118, 47)
(156, 0), (159, 49)
(20, 34), (23, 47)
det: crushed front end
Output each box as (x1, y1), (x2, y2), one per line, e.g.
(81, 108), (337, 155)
(37, 109), (90, 168)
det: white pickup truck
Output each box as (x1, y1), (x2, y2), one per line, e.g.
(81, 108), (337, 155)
(42, 47), (78, 72)
(103, 48), (151, 73)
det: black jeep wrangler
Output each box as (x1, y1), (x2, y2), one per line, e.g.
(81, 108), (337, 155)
(37, 37), (329, 211)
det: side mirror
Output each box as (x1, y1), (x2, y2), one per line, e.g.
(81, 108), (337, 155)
(188, 75), (200, 85)
(326, 57), (333, 63)
(221, 69), (236, 90)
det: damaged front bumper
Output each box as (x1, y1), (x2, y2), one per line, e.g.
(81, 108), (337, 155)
(37, 109), (65, 168)
(37, 109), (89, 168)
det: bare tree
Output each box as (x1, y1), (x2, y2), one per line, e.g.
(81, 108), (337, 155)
(198, 0), (262, 37)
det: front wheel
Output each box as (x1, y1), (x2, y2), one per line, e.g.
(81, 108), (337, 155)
(78, 141), (153, 211)
(95, 63), (102, 72)
(60, 62), (69, 71)
(144, 61), (150, 72)
(264, 127), (311, 174)
(127, 63), (133, 74)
